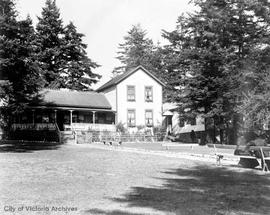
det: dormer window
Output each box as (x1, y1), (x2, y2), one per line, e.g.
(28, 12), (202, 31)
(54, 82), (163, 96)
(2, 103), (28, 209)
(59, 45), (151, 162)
(127, 85), (135, 101)
(145, 86), (153, 102)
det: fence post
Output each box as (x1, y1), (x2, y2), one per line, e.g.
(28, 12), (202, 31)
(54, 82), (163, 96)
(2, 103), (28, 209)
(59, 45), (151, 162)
(74, 131), (77, 144)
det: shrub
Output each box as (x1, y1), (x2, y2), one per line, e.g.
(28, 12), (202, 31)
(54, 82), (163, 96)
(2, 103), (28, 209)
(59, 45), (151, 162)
(116, 122), (127, 134)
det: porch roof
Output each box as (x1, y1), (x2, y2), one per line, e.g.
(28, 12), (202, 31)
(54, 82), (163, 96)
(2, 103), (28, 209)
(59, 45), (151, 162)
(31, 106), (116, 112)
(33, 89), (112, 110)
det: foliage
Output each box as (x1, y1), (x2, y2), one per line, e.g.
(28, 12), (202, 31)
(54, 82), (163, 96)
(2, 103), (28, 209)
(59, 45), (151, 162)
(236, 46), (270, 132)
(0, 0), (42, 130)
(114, 24), (169, 96)
(114, 24), (154, 74)
(162, 0), (270, 144)
(116, 122), (127, 134)
(62, 22), (100, 90)
(35, 0), (66, 88)
(36, 0), (100, 90)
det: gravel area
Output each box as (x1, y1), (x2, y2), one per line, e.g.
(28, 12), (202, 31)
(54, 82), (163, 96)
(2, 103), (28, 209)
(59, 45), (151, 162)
(0, 144), (269, 215)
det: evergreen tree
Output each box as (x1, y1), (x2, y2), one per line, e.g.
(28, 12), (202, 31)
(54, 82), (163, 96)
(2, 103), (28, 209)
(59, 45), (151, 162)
(162, 0), (270, 144)
(62, 22), (100, 90)
(36, 0), (100, 90)
(114, 24), (154, 74)
(0, 0), (42, 130)
(237, 44), (270, 132)
(36, 0), (65, 88)
(114, 24), (169, 96)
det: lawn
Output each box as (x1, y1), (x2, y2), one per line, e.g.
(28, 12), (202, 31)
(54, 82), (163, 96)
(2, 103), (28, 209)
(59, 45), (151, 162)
(0, 144), (269, 215)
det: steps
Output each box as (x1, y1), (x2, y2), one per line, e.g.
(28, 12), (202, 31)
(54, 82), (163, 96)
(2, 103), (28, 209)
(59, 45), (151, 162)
(60, 131), (75, 144)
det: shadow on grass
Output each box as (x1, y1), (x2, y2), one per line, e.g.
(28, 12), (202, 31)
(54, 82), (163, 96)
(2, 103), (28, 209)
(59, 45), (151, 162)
(85, 208), (142, 215)
(0, 143), (62, 153)
(87, 165), (270, 215)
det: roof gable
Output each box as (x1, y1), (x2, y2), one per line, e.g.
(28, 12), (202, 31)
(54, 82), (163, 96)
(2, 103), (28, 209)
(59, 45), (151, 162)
(97, 66), (165, 92)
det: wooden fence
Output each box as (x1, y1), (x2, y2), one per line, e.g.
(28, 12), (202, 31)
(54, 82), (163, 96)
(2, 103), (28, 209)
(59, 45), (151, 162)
(75, 131), (166, 144)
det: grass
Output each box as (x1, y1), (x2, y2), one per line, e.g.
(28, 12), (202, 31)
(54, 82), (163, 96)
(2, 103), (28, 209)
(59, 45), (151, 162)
(0, 144), (269, 215)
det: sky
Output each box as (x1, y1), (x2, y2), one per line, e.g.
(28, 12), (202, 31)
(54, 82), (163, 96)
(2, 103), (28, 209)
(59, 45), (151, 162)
(16, 0), (193, 89)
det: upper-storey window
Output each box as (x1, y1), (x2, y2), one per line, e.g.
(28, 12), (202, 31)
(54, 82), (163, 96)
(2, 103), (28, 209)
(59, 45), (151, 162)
(127, 85), (135, 101)
(145, 86), (153, 102)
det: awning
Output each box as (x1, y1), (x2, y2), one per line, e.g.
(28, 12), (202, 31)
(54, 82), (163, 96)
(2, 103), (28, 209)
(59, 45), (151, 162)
(163, 110), (173, 116)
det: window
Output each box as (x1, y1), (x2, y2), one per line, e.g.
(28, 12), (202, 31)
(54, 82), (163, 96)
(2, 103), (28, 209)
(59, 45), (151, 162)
(127, 85), (135, 101)
(127, 109), (136, 127)
(145, 86), (153, 102)
(145, 110), (153, 127)
(187, 117), (196, 126)
(179, 117), (185, 127)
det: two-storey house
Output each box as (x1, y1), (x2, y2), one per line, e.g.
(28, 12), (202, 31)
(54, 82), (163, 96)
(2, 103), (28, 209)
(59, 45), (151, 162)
(97, 66), (165, 131)
(2, 66), (165, 141)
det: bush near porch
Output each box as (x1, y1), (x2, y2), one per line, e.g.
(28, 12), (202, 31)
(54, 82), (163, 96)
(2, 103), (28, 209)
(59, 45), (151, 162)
(8, 130), (60, 142)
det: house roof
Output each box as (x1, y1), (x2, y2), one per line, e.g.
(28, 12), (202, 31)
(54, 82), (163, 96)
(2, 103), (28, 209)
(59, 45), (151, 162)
(163, 110), (174, 116)
(96, 65), (165, 92)
(163, 102), (178, 112)
(34, 89), (112, 110)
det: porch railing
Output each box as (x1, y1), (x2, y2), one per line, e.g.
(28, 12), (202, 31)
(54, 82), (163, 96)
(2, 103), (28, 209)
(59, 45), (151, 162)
(65, 123), (116, 132)
(10, 123), (61, 142)
(11, 123), (56, 131)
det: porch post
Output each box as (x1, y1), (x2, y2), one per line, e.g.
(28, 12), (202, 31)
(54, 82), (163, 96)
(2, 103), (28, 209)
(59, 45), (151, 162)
(32, 109), (35, 125)
(92, 111), (96, 124)
(54, 110), (57, 123)
(114, 112), (117, 124)
(69, 110), (73, 126)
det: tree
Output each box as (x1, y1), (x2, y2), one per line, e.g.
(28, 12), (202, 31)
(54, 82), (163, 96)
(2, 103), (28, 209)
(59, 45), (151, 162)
(162, 0), (270, 144)
(237, 45), (270, 134)
(0, 0), (42, 131)
(36, 0), (66, 88)
(114, 24), (169, 96)
(114, 24), (154, 74)
(62, 22), (100, 90)
(36, 0), (100, 90)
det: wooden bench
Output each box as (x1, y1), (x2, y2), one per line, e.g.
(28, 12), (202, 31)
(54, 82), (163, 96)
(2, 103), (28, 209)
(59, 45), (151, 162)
(249, 146), (270, 172)
(212, 144), (270, 172)
(234, 146), (270, 172)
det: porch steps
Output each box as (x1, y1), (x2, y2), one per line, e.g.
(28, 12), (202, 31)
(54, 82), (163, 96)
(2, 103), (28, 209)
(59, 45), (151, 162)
(61, 131), (75, 144)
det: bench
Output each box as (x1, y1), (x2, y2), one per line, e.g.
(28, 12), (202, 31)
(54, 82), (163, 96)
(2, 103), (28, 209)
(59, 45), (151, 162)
(233, 145), (270, 172)
(249, 146), (270, 172)
(212, 144), (270, 172)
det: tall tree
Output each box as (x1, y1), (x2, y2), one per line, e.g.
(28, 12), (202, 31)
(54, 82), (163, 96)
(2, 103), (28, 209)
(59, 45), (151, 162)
(162, 0), (270, 144)
(114, 24), (169, 97)
(62, 22), (100, 90)
(36, 0), (66, 88)
(0, 0), (42, 131)
(237, 44), (270, 133)
(36, 0), (100, 90)
(114, 24), (154, 74)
